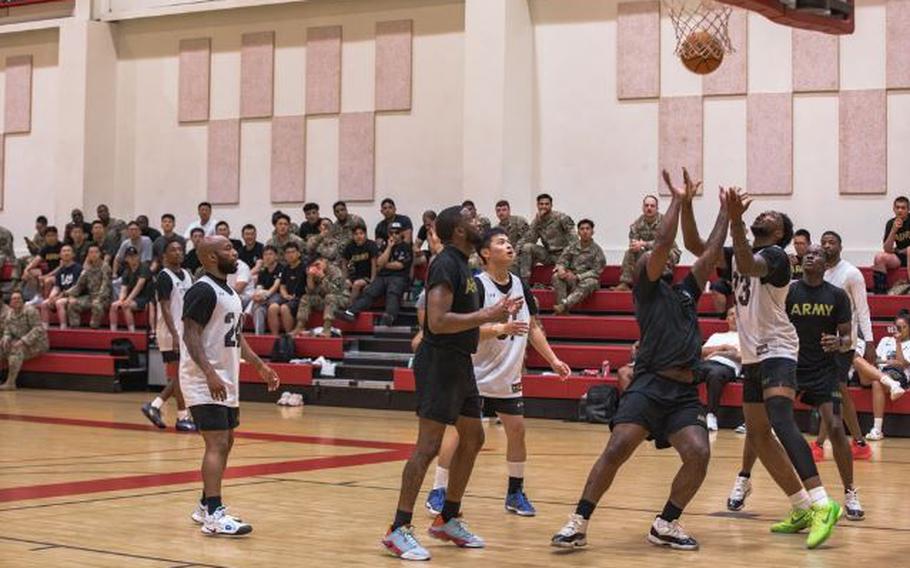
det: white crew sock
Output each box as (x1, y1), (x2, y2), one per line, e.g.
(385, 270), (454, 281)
(177, 409), (189, 420)
(151, 397), (165, 410)
(433, 467), (449, 490)
(788, 489), (812, 511)
(809, 486), (829, 507)
(873, 417), (883, 432)
(507, 461), (525, 479)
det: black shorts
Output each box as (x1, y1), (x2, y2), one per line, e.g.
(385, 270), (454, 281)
(284, 298), (301, 316)
(696, 360), (738, 384)
(743, 357), (798, 403)
(414, 343), (482, 425)
(796, 367), (842, 411)
(482, 396), (524, 416)
(133, 296), (151, 311)
(898, 251), (908, 268)
(190, 404), (240, 431)
(834, 350), (856, 384)
(161, 350), (179, 364)
(611, 372), (706, 450)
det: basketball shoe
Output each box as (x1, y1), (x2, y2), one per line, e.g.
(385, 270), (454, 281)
(806, 500), (841, 549)
(428, 515), (485, 548)
(505, 491), (536, 516)
(382, 525), (431, 561)
(647, 517), (699, 551)
(551, 514), (588, 548)
(726, 475), (752, 511)
(425, 487), (445, 516)
(201, 507), (252, 536)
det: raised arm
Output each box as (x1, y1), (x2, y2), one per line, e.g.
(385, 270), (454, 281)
(727, 189), (768, 278)
(645, 170), (686, 282)
(691, 187), (730, 289)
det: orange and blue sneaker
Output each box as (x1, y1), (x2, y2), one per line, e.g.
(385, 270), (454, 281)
(382, 525), (431, 561)
(428, 515), (485, 548)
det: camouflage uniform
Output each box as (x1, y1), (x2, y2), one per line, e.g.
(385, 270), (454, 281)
(63, 262), (112, 328)
(619, 213), (681, 286)
(518, 211), (577, 281)
(476, 216), (493, 234)
(296, 264), (351, 328)
(0, 304), (49, 387)
(26, 231), (46, 256)
(331, 215), (366, 250)
(0, 225), (14, 266)
(553, 240), (606, 310)
(267, 233), (306, 259)
(69, 239), (90, 265)
(498, 215), (530, 247)
(307, 232), (342, 264)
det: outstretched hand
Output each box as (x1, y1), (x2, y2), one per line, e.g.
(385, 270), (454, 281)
(725, 187), (752, 221)
(662, 167), (701, 202)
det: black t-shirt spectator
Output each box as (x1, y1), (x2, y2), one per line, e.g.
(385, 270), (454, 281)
(40, 242), (64, 271)
(883, 217), (910, 254)
(343, 240), (379, 281)
(238, 242), (264, 268)
(422, 245), (480, 355)
(417, 225), (429, 242)
(257, 264), (281, 291)
(786, 280), (852, 374)
(142, 227), (163, 243)
(182, 249), (200, 274)
(123, 263), (154, 303)
(280, 262), (307, 297)
(298, 222), (321, 241)
(375, 214), (414, 247)
(55, 262), (82, 291)
(379, 242), (413, 277)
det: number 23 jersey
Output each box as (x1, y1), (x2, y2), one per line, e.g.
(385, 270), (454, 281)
(730, 245), (799, 365)
(180, 274), (244, 408)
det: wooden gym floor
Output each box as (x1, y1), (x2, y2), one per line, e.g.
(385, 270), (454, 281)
(1, 390), (908, 567)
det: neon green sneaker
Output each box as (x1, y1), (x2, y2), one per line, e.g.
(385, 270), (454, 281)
(806, 501), (841, 549)
(770, 508), (812, 534)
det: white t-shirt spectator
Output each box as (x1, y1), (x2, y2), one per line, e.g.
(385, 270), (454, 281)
(183, 218), (219, 240)
(703, 331), (742, 375)
(876, 336), (910, 379)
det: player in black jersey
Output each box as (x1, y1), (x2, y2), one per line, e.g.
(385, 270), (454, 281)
(552, 171), (729, 552)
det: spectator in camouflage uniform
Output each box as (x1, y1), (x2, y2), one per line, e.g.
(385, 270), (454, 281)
(307, 218), (342, 264)
(552, 219), (606, 315)
(614, 195), (681, 290)
(0, 291), (49, 391)
(24, 215), (48, 256)
(495, 200), (530, 247)
(61, 244), (112, 329)
(268, 213), (306, 260)
(331, 200), (365, 251)
(517, 193), (577, 283)
(293, 257), (351, 338)
(0, 225), (14, 267)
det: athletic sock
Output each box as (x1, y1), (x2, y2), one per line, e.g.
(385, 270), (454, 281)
(508, 476), (524, 494)
(659, 500), (683, 523)
(873, 417), (884, 431)
(392, 509), (413, 531)
(809, 486), (830, 507)
(738, 470), (751, 479)
(788, 489), (812, 511)
(507, 461), (525, 493)
(204, 495), (222, 515)
(177, 409), (189, 420)
(151, 397), (164, 410)
(433, 467), (449, 490)
(575, 499), (596, 520)
(441, 500), (461, 523)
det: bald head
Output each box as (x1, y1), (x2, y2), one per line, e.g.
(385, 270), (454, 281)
(197, 235), (238, 277)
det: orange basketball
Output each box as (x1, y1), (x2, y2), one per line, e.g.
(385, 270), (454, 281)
(680, 30), (724, 75)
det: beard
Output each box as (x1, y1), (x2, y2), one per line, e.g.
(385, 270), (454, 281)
(218, 257), (238, 274)
(467, 229), (483, 248)
(751, 223), (771, 240)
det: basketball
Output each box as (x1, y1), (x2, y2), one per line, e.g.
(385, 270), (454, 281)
(680, 30), (724, 75)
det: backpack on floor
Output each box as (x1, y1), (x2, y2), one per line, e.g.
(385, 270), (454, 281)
(577, 384), (619, 424)
(270, 334), (296, 363)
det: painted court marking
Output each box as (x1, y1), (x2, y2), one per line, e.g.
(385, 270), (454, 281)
(0, 413), (413, 504)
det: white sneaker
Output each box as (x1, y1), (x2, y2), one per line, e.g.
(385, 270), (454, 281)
(706, 413), (718, 432)
(551, 513), (588, 548)
(734, 423), (747, 434)
(889, 385), (906, 401)
(191, 502), (206, 524)
(201, 506), (252, 536)
(277, 392), (291, 406)
(865, 428), (884, 441)
(288, 393), (304, 407)
(726, 475), (752, 511)
(844, 488), (865, 521)
(647, 517), (699, 550)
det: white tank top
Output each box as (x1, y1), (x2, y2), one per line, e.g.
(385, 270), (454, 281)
(732, 247), (799, 364)
(179, 275), (244, 408)
(472, 272), (530, 398)
(156, 267), (193, 352)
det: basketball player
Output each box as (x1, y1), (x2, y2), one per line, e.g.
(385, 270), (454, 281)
(725, 190), (840, 548)
(141, 240), (195, 431)
(181, 236), (280, 536)
(382, 206), (522, 561)
(424, 228), (571, 518)
(551, 172), (728, 552)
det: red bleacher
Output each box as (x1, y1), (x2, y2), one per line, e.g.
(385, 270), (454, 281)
(21, 352), (117, 376)
(244, 335), (344, 359)
(533, 289), (720, 314)
(240, 361), (312, 386)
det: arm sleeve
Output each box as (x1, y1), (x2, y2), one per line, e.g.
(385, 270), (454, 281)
(521, 279), (539, 315)
(848, 270), (873, 342)
(182, 283), (217, 327)
(759, 247), (791, 287)
(426, 255), (457, 294)
(883, 219), (893, 243)
(474, 276), (485, 308)
(157, 274), (173, 301)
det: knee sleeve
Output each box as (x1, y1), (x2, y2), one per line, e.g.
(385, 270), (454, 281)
(765, 396), (818, 481)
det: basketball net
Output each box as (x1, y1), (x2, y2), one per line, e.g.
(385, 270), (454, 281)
(663, 0), (734, 59)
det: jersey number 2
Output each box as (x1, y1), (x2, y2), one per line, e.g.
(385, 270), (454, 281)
(732, 272), (752, 307)
(223, 313), (243, 348)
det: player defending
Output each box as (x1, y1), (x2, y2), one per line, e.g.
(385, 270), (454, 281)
(382, 206), (522, 561)
(551, 171), (728, 551)
(424, 228), (571, 518)
(181, 236), (279, 536)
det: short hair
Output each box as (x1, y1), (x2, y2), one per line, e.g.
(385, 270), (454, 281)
(190, 227), (205, 237)
(91, 220), (104, 228)
(495, 200), (510, 208)
(45, 226), (58, 235)
(381, 198), (396, 208)
(303, 202), (319, 213)
(435, 206), (466, 243)
(352, 224), (367, 234)
(643, 194), (659, 205)
(215, 221), (229, 230)
(794, 229), (811, 242)
(577, 219), (594, 229)
(274, 213), (291, 224)
(536, 193), (552, 203)
(821, 230), (842, 245)
(198, 201), (212, 210)
(161, 213), (175, 222)
(136, 214), (148, 222)
(778, 213), (794, 249)
(86, 243), (102, 253)
(284, 242), (301, 253)
(479, 228), (509, 261)
(60, 244), (74, 252)
(241, 224), (256, 233)
(461, 200), (475, 208)
(263, 244), (278, 254)
(36, 215), (48, 224)
(895, 196), (910, 207)
(896, 309), (910, 328)
(422, 210), (437, 221)
(70, 224), (84, 233)
(333, 200), (347, 210)
(127, 221), (140, 229)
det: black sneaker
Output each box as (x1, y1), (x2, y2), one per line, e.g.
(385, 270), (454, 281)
(335, 310), (356, 323)
(647, 517), (699, 551)
(379, 313), (395, 326)
(551, 514), (588, 549)
(176, 418), (197, 432)
(141, 403), (166, 429)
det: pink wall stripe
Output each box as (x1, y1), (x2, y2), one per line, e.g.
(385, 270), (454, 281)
(658, 96), (703, 194)
(887, 0), (910, 89)
(4, 55), (32, 134)
(240, 31), (275, 119)
(270, 115), (306, 203)
(338, 112), (375, 202)
(617, 1), (660, 100)
(792, 29), (839, 92)
(839, 90), (887, 195)
(207, 119), (241, 204)
(704, 9), (748, 96)
(747, 94), (792, 195)
(306, 26), (342, 116)
(0, 135), (4, 210)
(178, 39), (210, 123)
(375, 20), (413, 112)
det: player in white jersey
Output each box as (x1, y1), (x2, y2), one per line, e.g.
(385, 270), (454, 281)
(182, 236), (279, 536)
(141, 240), (196, 431)
(424, 228), (571, 518)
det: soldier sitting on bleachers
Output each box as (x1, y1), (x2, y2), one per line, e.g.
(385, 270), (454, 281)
(517, 193), (577, 285)
(293, 257), (350, 338)
(0, 291), (49, 391)
(613, 195), (681, 291)
(552, 219), (606, 315)
(61, 244), (112, 329)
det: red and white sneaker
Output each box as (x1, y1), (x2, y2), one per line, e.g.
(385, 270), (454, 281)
(811, 441), (825, 463)
(201, 506), (252, 537)
(851, 440), (872, 460)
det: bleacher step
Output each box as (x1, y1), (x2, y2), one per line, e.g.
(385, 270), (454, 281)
(344, 351), (412, 367)
(353, 337), (413, 354)
(331, 363), (396, 381)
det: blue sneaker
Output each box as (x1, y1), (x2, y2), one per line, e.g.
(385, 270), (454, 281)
(425, 487), (446, 516)
(382, 525), (431, 561)
(505, 491), (537, 517)
(428, 515), (485, 548)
